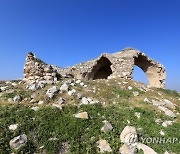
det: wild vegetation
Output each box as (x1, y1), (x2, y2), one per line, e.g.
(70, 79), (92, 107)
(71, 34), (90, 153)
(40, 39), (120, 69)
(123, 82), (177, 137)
(0, 79), (179, 154)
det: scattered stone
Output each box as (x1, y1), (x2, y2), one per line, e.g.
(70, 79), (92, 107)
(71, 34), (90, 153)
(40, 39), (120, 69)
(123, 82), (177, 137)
(97, 139), (112, 153)
(144, 98), (151, 103)
(13, 95), (22, 102)
(158, 106), (176, 118)
(133, 91), (139, 97)
(163, 99), (176, 110)
(155, 118), (162, 124)
(119, 144), (136, 154)
(164, 151), (174, 154)
(68, 89), (76, 96)
(152, 99), (176, 110)
(57, 97), (65, 105)
(60, 83), (69, 91)
(128, 86), (133, 90)
(77, 93), (83, 99)
(160, 130), (165, 136)
(48, 137), (59, 141)
(120, 126), (138, 154)
(134, 112), (141, 119)
(9, 124), (19, 131)
(75, 112), (88, 119)
(28, 84), (37, 91)
(127, 120), (131, 124)
(58, 142), (69, 154)
(31, 106), (39, 111)
(162, 121), (173, 128)
(137, 143), (157, 154)
(0, 86), (8, 91)
(52, 103), (62, 109)
(70, 83), (75, 86)
(31, 93), (37, 99)
(46, 86), (59, 98)
(12, 82), (18, 87)
(75, 80), (81, 84)
(6, 89), (15, 93)
(37, 81), (46, 89)
(123, 82), (128, 85)
(158, 92), (162, 96)
(120, 126), (137, 143)
(81, 97), (89, 105)
(10, 134), (27, 150)
(101, 120), (113, 132)
(80, 82), (85, 86)
(30, 99), (37, 103)
(38, 100), (44, 105)
(152, 100), (165, 106)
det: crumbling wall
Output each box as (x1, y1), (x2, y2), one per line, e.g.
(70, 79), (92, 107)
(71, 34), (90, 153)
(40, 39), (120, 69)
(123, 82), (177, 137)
(23, 52), (61, 84)
(23, 48), (166, 88)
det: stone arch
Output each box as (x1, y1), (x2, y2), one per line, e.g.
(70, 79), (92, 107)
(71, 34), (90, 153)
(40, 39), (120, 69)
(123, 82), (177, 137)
(133, 53), (165, 88)
(86, 56), (113, 80)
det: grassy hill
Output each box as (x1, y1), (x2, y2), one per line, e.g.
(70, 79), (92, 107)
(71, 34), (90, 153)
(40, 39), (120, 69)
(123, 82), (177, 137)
(0, 78), (179, 154)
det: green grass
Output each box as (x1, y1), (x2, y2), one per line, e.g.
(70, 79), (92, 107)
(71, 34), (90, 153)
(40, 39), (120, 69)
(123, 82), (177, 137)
(158, 88), (179, 97)
(0, 103), (179, 154)
(1, 90), (32, 100)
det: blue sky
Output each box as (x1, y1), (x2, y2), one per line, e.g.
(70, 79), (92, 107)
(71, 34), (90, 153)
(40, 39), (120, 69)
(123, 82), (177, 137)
(0, 0), (180, 91)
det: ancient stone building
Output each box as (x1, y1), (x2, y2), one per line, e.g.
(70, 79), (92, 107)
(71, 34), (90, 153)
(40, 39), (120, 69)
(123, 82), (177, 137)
(23, 48), (166, 88)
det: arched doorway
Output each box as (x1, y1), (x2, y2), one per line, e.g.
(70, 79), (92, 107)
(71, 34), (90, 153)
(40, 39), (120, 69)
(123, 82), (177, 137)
(86, 56), (113, 80)
(134, 54), (162, 87)
(133, 65), (149, 84)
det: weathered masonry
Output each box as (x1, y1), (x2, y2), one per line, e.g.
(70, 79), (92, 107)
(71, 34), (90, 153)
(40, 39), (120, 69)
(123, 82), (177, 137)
(24, 48), (166, 88)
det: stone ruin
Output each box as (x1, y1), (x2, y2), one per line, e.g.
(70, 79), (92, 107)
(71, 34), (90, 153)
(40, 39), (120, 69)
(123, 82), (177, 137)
(23, 48), (166, 88)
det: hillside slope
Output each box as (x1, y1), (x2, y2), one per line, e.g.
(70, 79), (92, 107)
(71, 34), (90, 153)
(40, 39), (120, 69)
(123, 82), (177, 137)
(0, 78), (179, 154)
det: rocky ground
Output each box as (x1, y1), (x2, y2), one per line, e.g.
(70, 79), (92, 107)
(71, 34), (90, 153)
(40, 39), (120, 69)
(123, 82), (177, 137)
(0, 78), (179, 153)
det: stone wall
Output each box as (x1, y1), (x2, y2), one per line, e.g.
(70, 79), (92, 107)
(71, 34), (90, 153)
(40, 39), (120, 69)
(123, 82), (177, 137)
(23, 52), (61, 84)
(23, 48), (166, 88)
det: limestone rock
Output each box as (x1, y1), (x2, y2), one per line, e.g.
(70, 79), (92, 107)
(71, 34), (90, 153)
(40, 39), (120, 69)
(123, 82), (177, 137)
(9, 124), (19, 131)
(144, 98), (151, 103)
(31, 106), (39, 111)
(163, 99), (176, 109)
(119, 144), (136, 154)
(68, 89), (76, 96)
(128, 86), (133, 90)
(158, 106), (176, 118)
(162, 121), (173, 127)
(137, 143), (157, 154)
(10, 134), (27, 150)
(57, 97), (65, 105)
(77, 93), (83, 99)
(38, 100), (44, 105)
(52, 103), (62, 109)
(75, 112), (88, 119)
(97, 139), (112, 153)
(60, 83), (69, 91)
(101, 120), (113, 132)
(120, 126), (137, 144)
(81, 97), (89, 105)
(46, 86), (59, 98)
(13, 95), (22, 102)
(58, 142), (69, 154)
(120, 126), (138, 154)
(133, 91), (139, 97)
(160, 130), (165, 136)
(134, 112), (141, 119)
